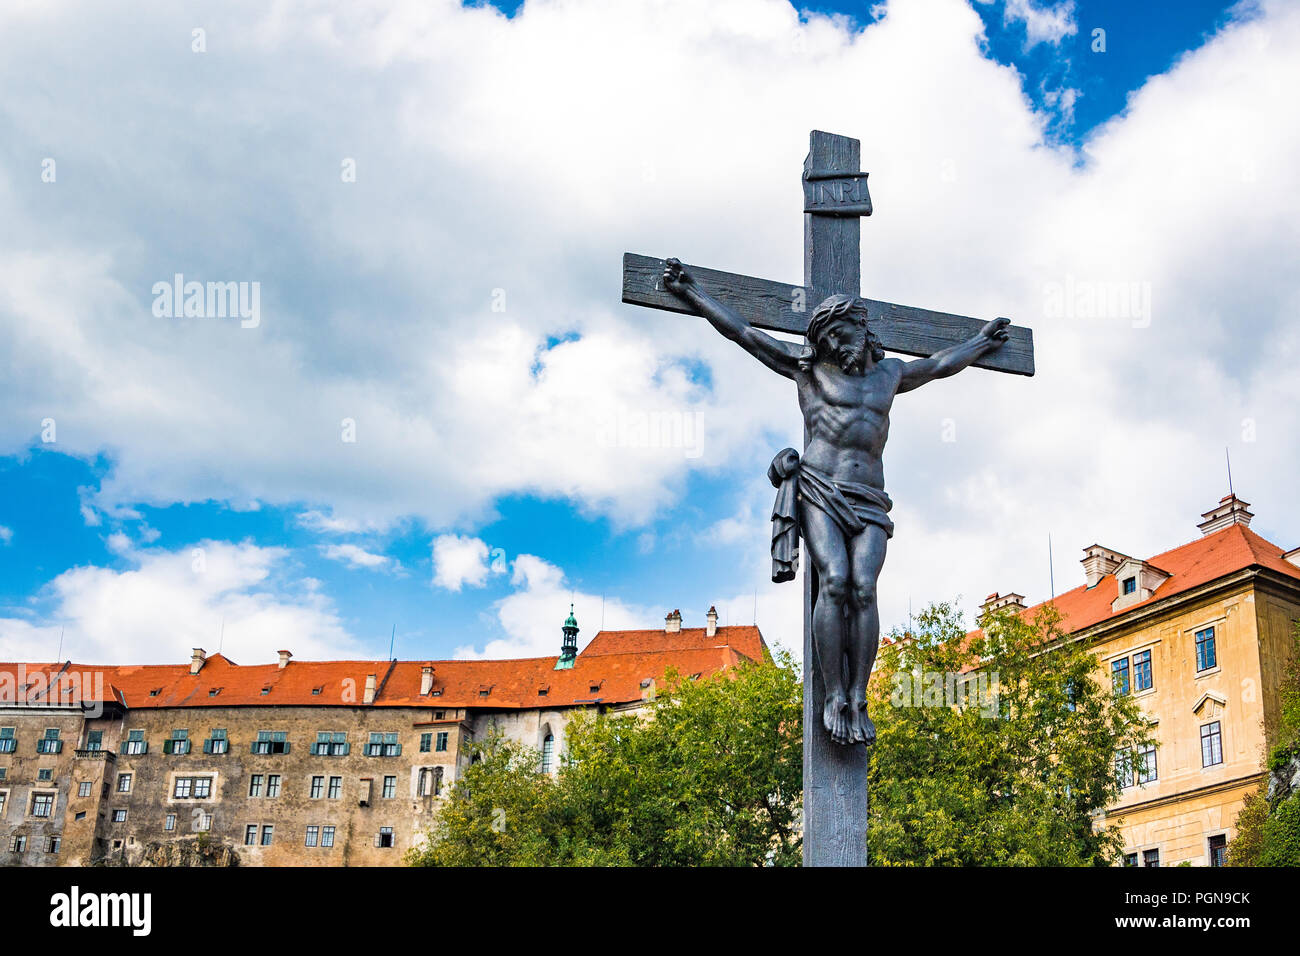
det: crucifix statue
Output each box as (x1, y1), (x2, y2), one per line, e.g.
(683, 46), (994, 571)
(621, 131), (1034, 866)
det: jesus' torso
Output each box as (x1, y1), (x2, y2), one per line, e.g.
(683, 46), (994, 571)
(795, 356), (903, 492)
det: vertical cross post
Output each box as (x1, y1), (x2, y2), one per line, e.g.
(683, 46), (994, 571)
(802, 130), (868, 867)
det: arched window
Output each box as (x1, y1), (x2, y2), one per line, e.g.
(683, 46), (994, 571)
(541, 733), (555, 774)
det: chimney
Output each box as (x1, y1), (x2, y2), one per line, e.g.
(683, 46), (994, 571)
(665, 609), (682, 634)
(420, 664), (435, 696)
(980, 592), (1026, 615)
(1081, 545), (1126, 588)
(706, 605), (718, 638)
(363, 673), (377, 705)
(190, 648), (206, 675)
(277, 649), (292, 669)
(1197, 494), (1253, 535)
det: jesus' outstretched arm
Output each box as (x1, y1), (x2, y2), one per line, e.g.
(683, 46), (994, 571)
(662, 258), (805, 379)
(896, 316), (1010, 393)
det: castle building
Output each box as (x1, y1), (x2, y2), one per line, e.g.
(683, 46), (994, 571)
(978, 495), (1300, 866)
(0, 608), (766, 866)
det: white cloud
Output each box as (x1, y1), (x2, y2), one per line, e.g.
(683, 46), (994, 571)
(319, 542), (396, 572)
(0, 0), (1296, 646)
(0, 526), (12, 545)
(431, 534), (496, 591)
(980, 0), (1078, 48)
(296, 510), (365, 535)
(454, 553), (657, 660)
(0, 539), (360, 665)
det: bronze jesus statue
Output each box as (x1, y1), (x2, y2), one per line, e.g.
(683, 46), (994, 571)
(662, 258), (1010, 746)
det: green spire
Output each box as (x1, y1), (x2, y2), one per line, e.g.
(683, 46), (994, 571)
(555, 603), (579, 670)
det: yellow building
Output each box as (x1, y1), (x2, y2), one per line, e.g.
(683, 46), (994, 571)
(980, 495), (1300, 866)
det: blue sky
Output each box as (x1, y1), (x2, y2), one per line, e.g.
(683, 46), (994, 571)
(3, 0), (1296, 666)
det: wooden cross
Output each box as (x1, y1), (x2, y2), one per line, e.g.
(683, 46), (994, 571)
(621, 131), (1034, 866)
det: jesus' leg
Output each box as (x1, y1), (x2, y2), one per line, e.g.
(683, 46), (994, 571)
(801, 503), (853, 745)
(845, 524), (888, 745)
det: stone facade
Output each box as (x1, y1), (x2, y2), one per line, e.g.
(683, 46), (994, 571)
(1, 621), (766, 867)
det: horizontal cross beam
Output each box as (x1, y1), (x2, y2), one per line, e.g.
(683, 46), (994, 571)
(622, 253), (1035, 377)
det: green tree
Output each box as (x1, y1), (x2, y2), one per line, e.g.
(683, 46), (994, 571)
(1228, 619), (1300, 866)
(867, 601), (1152, 866)
(406, 651), (802, 867)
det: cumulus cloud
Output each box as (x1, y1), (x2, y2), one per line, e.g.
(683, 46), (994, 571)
(0, 0), (1296, 645)
(319, 542), (397, 572)
(980, 0), (1077, 48)
(0, 540), (359, 665)
(0, 526), (12, 545)
(431, 534), (496, 591)
(454, 553), (658, 660)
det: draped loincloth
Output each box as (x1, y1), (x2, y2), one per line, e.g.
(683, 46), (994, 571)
(766, 447), (894, 583)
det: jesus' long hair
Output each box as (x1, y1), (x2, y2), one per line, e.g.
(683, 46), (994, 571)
(805, 294), (885, 366)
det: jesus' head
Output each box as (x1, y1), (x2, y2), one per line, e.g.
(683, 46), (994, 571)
(806, 294), (885, 372)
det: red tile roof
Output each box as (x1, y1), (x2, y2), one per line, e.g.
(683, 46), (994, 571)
(981, 523), (1300, 639)
(581, 624), (768, 663)
(0, 625), (769, 711)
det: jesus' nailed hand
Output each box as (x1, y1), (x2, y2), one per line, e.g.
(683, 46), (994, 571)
(661, 258), (1010, 746)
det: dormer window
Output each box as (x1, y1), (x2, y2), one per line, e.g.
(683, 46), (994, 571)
(1122, 577), (1136, 595)
(311, 686), (323, 696)
(149, 688), (161, 697)
(208, 687), (221, 697)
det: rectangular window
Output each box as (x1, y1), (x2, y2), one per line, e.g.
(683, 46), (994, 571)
(376, 826), (394, 848)
(165, 814), (176, 831)
(267, 774), (281, 798)
(121, 730), (147, 755)
(10, 835), (26, 852)
(1111, 658), (1130, 695)
(0, 792), (7, 816)
(1195, 627), (1218, 671)
(204, 729), (228, 754)
(38, 768), (52, 781)
(78, 781), (92, 798)
(321, 825), (335, 848)
(1115, 750), (1134, 789)
(196, 812), (211, 832)
(1136, 745), (1158, 785)
(311, 775), (324, 799)
(1123, 852), (1138, 867)
(328, 776), (342, 799)
(367, 732), (400, 757)
(85, 730), (103, 751)
(0, 726), (14, 754)
(1122, 576), (1136, 595)
(1201, 721), (1224, 767)
(174, 777), (193, 799)
(305, 825), (319, 847)
(194, 777), (212, 799)
(46, 835), (60, 853)
(249, 774), (263, 797)
(112, 809), (127, 823)
(163, 729), (190, 755)
(31, 793), (55, 817)
(312, 732), (348, 756)
(436, 732), (449, 753)
(420, 733), (432, 753)
(1208, 834), (1228, 867)
(0, 768), (6, 780)
(37, 728), (63, 754)
(1143, 848), (1160, 868)
(244, 824), (258, 846)
(117, 773), (132, 793)
(260, 825), (274, 846)
(382, 775), (396, 799)
(1132, 650), (1152, 692)
(251, 731), (289, 755)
